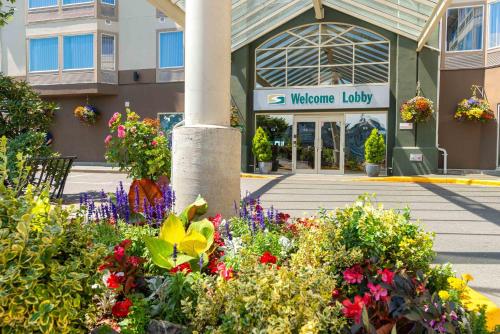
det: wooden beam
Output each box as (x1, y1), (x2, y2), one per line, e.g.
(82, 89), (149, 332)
(417, 0), (451, 51)
(147, 0), (185, 27)
(312, 0), (324, 20)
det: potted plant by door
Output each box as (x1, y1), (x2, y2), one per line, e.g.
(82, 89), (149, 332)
(253, 127), (273, 174)
(364, 128), (386, 177)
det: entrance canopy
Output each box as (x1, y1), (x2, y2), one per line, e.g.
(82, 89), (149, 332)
(149, 0), (451, 51)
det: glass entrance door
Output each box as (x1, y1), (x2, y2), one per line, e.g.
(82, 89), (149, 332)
(293, 116), (344, 174)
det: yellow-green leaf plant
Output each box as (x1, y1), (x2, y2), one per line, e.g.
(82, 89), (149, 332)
(144, 197), (214, 270)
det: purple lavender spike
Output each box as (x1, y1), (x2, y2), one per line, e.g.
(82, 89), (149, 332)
(259, 211), (265, 230)
(111, 202), (118, 222)
(124, 205), (130, 224)
(198, 255), (203, 271)
(172, 244), (178, 263)
(134, 184), (140, 212)
(251, 215), (257, 234)
(225, 220), (232, 241)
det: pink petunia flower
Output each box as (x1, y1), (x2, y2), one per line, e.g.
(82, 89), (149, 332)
(117, 125), (126, 138)
(343, 265), (364, 284)
(367, 282), (388, 301)
(104, 135), (112, 145)
(378, 268), (395, 285)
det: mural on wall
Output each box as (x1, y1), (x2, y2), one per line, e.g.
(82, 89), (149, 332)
(158, 113), (184, 134)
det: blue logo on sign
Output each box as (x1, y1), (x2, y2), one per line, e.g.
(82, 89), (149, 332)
(267, 94), (286, 105)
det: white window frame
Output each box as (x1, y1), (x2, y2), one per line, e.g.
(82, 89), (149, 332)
(254, 23), (391, 89)
(28, 36), (60, 74)
(488, 0), (500, 50)
(445, 5), (485, 53)
(101, 0), (115, 6)
(27, 0), (58, 10)
(158, 30), (185, 69)
(61, 0), (94, 7)
(101, 33), (116, 71)
(62, 33), (96, 72)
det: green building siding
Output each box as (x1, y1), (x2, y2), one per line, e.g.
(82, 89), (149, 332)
(231, 7), (439, 175)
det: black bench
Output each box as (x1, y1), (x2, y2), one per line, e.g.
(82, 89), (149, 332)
(18, 156), (76, 199)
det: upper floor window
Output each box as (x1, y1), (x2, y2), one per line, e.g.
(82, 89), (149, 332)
(490, 2), (500, 49)
(255, 23), (389, 88)
(62, 0), (94, 5)
(446, 6), (483, 52)
(28, 0), (57, 9)
(101, 0), (115, 5)
(63, 34), (94, 70)
(159, 31), (184, 68)
(29, 37), (59, 72)
(101, 34), (115, 70)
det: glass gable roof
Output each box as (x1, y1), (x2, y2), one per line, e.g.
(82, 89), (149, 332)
(165, 0), (442, 51)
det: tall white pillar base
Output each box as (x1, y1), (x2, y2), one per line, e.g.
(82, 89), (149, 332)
(172, 126), (241, 218)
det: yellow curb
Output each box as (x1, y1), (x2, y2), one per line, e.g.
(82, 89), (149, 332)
(353, 176), (500, 187)
(240, 173), (276, 179)
(466, 287), (500, 331)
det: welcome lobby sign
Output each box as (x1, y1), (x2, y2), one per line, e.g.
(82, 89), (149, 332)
(253, 84), (390, 111)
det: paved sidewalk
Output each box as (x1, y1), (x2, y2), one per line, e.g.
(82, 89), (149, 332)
(64, 171), (500, 305)
(242, 174), (500, 305)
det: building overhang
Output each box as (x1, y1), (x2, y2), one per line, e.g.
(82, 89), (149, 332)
(149, 0), (450, 52)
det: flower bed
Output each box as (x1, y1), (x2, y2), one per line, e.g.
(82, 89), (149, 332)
(1, 136), (499, 333)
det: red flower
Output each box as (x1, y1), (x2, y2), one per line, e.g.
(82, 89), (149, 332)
(106, 273), (124, 289)
(127, 256), (143, 267)
(214, 231), (225, 247)
(255, 204), (263, 212)
(209, 214), (222, 228)
(113, 246), (125, 261)
(260, 251), (277, 265)
(342, 295), (367, 323)
(112, 298), (133, 318)
(217, 263), (234, 281)
(367, 282), (388, 301)
(170, 262), (192, 274)
(331, 288), (341, 299)
(98, 262), (111, 272)
(277, 212), (290, 223)
(378, 268), (395, 285)
(119, 239), (132, 249)
(343, 265), (364, 284)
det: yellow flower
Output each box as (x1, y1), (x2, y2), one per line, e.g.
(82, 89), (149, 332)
(439, 290), (450, 301)
(448, 277), (466, 291)
(461, 273), (474, 282)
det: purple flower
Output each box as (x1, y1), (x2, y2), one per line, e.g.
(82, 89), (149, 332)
(134, 185), (140, 212)
(173, 243), (178, 263)
(198, 255), (203, 270)
(225, 220), (233, 241)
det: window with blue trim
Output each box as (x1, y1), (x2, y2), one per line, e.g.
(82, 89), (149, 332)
(446, 6), (483, 51)
(62, 0), (94, 5)
(29, 37), (59, 72)
(63, 34), (94, 70)
(101, 0), (115, 5)
(159, 31), (184, 68)
(490, 2), (500, 48)
(29, 0), (57, 9)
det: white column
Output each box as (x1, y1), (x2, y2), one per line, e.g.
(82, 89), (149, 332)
(172, 0), (241, 218)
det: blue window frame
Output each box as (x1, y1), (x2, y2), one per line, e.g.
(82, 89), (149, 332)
(62, 0), (94, 5)
(159, 31), (184, 68)
(101, 0), (115, 5)
(63, 34), (94, 70)
(446, 6), (484, 51)
(29, 37), (59, 72)
(490, 2), (500, 48)
(28, 0), (57, 9)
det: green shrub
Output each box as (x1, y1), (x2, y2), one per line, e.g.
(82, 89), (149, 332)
(292, 196), (435, 274)
(252, 127), (272, 162)
(364, 129), (385, 164)
(185, 258), (346, 333)
(0, 138), (107, 333)
(0, 74), (56, 138)
(6, 130), (54, 180)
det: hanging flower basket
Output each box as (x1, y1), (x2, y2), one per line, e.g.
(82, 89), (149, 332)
(400, 96), (434, 123)
(74, 105), (100, 125)
(454, 86), (495, 123)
